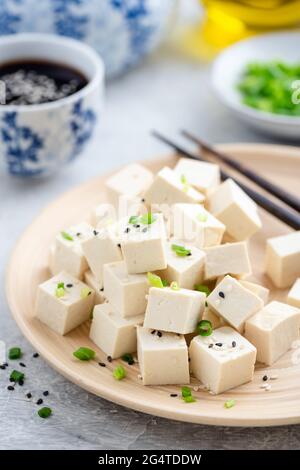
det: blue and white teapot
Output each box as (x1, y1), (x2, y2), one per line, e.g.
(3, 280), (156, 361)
(0, 0), (174, 78)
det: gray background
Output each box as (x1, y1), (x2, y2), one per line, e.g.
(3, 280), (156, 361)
(0, 2), (299, 450)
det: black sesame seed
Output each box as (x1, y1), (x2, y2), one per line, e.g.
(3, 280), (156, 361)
(19, 379), (24, 386)
(151, 330), (156, 335)
(107, 356), (112, 363)
(142, 227), (148, 233)
(98, 362), (106, 367)
(208, 344), (213, 348)
(7, 385), (14, 391)
(4, 363), (8, 367)
(219, 291), (225, 299)
(33, 353), (39, 358)
(36, 398), (43, 405)
(117, 243), (121, 248)
(141, 198), (145, 203)
(26, 392), (32, 399)
(76, 232), (81, 237)
(0, 364), (5, 370)
(188, 357), (191, 362)
(215, 342), (223, 347)
(66, 283), (73, 288)
(170, 393), (178, 397)
(232, 341), (236, 348)
(19, 362), (26, 367)
(43, 391), (49, 397)
(134, 224), (140, 229)
(157, 331), (162, 338)
(187, 252), (192, 256)
(128, 359), (134, 365)
(124, 227), (130, 233)
(263, 375), (268, 382)
(100, 288), (104, 292)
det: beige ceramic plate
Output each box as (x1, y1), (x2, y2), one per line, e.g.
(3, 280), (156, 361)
(6, 144), (300, 426)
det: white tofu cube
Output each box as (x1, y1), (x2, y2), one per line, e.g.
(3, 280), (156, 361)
(207, 275), (264, 332)
(239, 280), (269, 305)
(208, 179), (262, 241)
(245, 301), (300, 366)
(202, 307), (225, 329)
(52, 222), (94, 279)
(81, 224), (122, 286)
(265, 231), (300, 288)
(90, 303), (144, 359)
(35, 271), (95, 335)
(137, 326), (190, 385)
(189, 326), (256, 394)
(105, 163), (153, 206)
(84, 270), (106, 305)
(103, 261), (149, 318)
(174, 157), (220, 196)
(204, 242), (251, 280)
(144, 286), (206, 334)
(172, 203), (225, 248)
(287, 279), (300, 308)
(156, 240), (205, 289)
(90, 203), (116, 228)
(119, 213), (167, 274)
(144, 166), (205, 207)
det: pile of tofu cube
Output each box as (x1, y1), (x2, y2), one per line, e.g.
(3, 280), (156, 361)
(35, 159), (300, 394)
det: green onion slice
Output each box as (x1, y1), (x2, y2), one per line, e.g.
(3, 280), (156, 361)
(61, 231), (74, 241)
(171, 244), (191, 257)
(197, 320), (213, 337)
(113, 365), (126, 381)
(73, 347), (95, 361)
(194, 284), (211, 296)
(8, 347), (22, 360)
(147, 272), (164, 288)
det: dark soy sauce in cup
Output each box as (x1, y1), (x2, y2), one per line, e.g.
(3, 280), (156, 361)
(0, 60), (88, 105)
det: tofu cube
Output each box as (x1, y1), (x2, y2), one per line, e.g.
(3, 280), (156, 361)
(81, 224), (122, 286)
(144, 166), (205, 207)
(172, 203), (225, 248)
(35, 271), (95, 335)
(144, 286), (206, 334)
(202, 307), (225, 329)
(52, 222), (94, 279)
(119, 213), (167, 274)
(156, 240), (205, 289)
(287, 279), (300, 308)
(189, 326), (256, 394)
(137, 326), (190, 385)
(90, 203), (116, 228)
(84, 270), (106, 305)
(103, 261), (149, 318)
(245, 301), (300, 366)
(90, 303), (144, 359)
(265, 231), (300, 288)
(105, 163), (153, 206)
(207, 275), (264, 332)
(239, 280), (269, 304)
(174, 157), (220, 196)
(208, 179), (262, 241)
(204, 242), (251, 280)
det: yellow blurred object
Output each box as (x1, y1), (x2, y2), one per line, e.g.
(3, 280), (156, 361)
(178, 1), (300, 60)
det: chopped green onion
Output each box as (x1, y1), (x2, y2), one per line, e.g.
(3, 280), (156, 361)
(55, 286), (65, 298)
(57, 282), (64, 289)
(183, 395), (196, 403)
(73, 347), (95, 361)
(170, 281), (180, 291)
(80, 287), (92, 299)
(171, 244), (191, 257)
(129, 215), (139, 225)
(10, 370), (24, 383)
(38, 407), (52, 419)
(61, 231), (74, 241)
(122, 353), (134, 365)
(113, 365), (126, 380)
(140, 212), (156, 225)
(181, 174), (190, 193)
(224, 399), (236, 409)
(197, 320), (213, 337)
(197, 213), (208, 223)
(162, 279), (169, 287)
(8, 347), (22, 360)
(181, 386), (192, 398)
(194, 284), (211, 296)
(147, 272), (164, 288)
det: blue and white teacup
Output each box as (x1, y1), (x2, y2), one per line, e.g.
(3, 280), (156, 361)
(0, 33), (104, 177)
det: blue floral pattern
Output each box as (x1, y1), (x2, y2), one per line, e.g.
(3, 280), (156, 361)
(0, 0), (172, 77)
(70, 99), (96, 159)
(1, 112), (44, 176)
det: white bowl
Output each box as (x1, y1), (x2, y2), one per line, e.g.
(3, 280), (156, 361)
(0, 33), (104, 177)
(212, 32), (300, 140)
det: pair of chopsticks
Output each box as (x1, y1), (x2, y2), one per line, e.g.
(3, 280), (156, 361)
(152, 130), (300, 230)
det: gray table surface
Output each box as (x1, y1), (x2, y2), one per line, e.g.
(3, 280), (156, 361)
(1, 22), (300, 450)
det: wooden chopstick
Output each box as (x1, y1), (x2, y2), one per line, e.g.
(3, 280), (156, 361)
(181, 129), (300, 214)
(151, 130), (300, 230)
